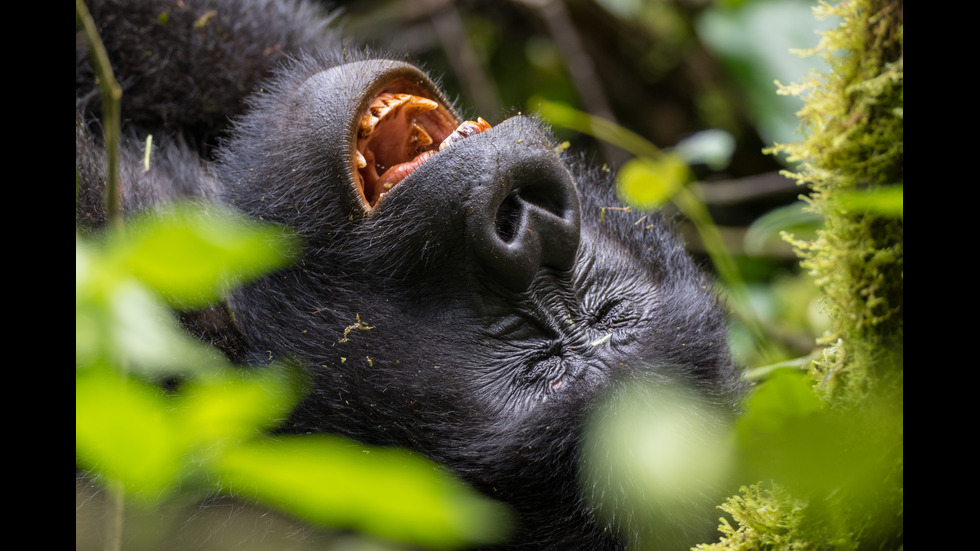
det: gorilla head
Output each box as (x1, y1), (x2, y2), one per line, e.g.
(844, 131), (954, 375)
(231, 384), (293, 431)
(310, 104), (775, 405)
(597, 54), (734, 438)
(214, 54), (740, 548)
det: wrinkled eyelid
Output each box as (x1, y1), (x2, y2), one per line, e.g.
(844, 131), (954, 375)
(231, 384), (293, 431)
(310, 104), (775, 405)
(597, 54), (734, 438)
(591, 299), (636, 328)
(594, 298), (621, 319)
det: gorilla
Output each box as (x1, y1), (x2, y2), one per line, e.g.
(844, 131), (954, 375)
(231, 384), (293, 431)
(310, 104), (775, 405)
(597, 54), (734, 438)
(76, 1), (743, 548)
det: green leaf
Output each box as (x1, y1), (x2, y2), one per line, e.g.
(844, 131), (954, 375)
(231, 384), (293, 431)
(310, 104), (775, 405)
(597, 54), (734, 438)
(176, 364), (303, 446)
(672, 129), (736, 170)
(583, 382), (735, 549)
(734, 368), (899, 502)
(737, 367), (823, 436)
(214, 435), (511, 549)
(75, 368), (189, 498)
(616, 155), (691, 210)
(532, 97), (661, 158)
(838, 184), (903, 218)
(744, 200), (823, 255)
(115, 203), (300, 310)
(76, 364), (307, 499)
(76, 236), (227, 377)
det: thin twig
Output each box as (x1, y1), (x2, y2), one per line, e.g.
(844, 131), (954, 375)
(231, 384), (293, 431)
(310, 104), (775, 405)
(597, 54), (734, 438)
(77, 4), (127, 550)
(77, 0), (123, 232)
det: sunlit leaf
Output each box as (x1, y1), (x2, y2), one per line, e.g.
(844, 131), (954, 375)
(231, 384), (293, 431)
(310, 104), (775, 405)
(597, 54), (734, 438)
(75, 368), (188, 498)
(583, 381), (735, 548)
(214, 435), (511, 549)
(616, 155), (691, 210)
(176, 364), (304, 446)
(76, 236), (227, 377)
(115, 203), (300, 309)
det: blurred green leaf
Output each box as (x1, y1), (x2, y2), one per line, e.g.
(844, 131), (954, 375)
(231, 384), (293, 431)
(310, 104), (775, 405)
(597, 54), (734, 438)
(76, 367), (188, 498)
(176, 364), (304, 446)
(76, 237), (227, 377)
(532, 97), (661, 158)
(672, 129), (736, 170)
(737, 368), (822, 435)
(583, 381), (735, 549)
(77, 201), (513, 546)
(735, 368), (900, 505)
(78, 201), (513, 548)
(76, 363), (308, 501)
(616, 155), (691, 210)
(741, 354), (817, 381)
(115, 203), (300, 310)
(744, 201), (823, 255)
(214, 435), (511, 549)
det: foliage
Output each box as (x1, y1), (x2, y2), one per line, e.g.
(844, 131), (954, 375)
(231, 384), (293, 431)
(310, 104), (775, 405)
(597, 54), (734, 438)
(771, 0), (903, 402)
(75, 204), (510, 550)
(697, 0), (840, 146)
(726, 0), (904, 547)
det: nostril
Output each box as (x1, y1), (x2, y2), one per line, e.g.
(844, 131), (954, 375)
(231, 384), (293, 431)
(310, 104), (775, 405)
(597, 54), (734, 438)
(495, 192), (521, 243)
(495, 185), (571, 243)
(516, 184), (568, 219)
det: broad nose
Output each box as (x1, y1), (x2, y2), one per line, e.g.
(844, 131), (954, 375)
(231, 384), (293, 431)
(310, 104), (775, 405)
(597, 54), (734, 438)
(465, 117), (581, 291)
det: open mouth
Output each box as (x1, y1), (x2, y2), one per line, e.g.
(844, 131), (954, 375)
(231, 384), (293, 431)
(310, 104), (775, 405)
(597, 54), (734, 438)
(354, 84), (491, 208)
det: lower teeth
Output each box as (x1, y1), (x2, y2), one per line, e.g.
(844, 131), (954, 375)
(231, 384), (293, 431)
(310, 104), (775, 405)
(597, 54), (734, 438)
(439, 118), (492, 151)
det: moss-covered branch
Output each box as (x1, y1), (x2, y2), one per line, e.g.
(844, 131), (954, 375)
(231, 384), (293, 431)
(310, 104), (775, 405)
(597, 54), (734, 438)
(700, 1), (903, 548)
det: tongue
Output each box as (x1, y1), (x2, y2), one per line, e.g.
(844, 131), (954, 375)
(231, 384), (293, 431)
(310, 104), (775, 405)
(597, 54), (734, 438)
(376, 150), (436, 193)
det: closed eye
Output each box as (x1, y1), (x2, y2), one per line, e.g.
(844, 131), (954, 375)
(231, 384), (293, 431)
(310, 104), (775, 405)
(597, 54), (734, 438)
(590, 300), (637, 331)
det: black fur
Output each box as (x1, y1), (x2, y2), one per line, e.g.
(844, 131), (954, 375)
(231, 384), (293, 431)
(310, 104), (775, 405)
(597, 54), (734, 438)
(77, 1), (743, 548)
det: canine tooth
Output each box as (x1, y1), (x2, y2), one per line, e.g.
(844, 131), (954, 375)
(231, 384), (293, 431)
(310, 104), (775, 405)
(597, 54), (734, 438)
(359, 93), (439, 140)
(400, 95), (439, 115)
(358, 115), (379, 139)
(410, 122), (433, 148)
(355, 150), (367, 169)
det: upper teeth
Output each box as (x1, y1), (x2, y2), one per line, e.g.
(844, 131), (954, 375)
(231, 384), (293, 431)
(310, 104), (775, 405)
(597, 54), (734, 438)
(359, 93), (439, 139)
(353, 92), (493, 208)
(410, 121), (433, 148)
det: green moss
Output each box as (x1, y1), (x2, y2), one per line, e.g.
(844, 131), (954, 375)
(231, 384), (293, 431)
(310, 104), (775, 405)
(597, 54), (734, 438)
(696, 484), (815, 551)
(771, 0), (903, 402)
(701, 1), (903, 548)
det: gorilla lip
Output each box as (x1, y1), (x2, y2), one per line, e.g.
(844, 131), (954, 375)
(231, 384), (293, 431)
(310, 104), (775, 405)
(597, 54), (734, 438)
(354, 90), (491, 207)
